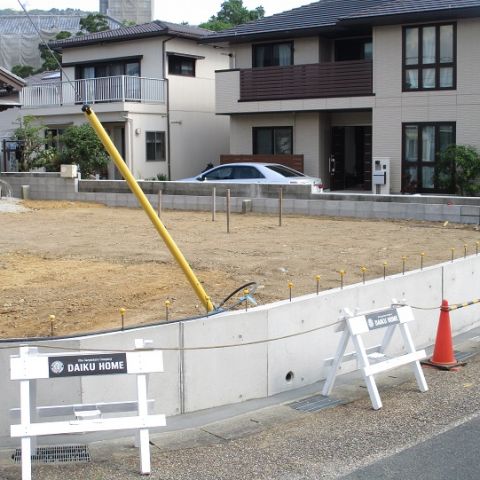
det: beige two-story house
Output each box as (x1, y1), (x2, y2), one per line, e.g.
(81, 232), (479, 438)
(204, 0), (480, 194)
(20, 21), (230, 180)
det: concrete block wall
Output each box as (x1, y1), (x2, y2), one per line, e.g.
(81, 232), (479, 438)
(1, 255), (480, 447)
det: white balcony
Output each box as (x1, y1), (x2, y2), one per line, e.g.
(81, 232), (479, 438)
(21, 75), (166, 108)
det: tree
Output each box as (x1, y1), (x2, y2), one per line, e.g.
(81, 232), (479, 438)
(11, 65), (35, 78)
(79, 13), (109, 34)
(60, 124), (110, 177)
(39, 31), (71, 71)
(200, 0), (265, 31)
(12, 116), (59, 171)
(438, 145), (480, 196)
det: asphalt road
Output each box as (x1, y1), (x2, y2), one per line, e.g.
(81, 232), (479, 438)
(341, 414), (480, 480)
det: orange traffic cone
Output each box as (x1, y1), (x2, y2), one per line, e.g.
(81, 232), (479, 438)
(422, 299), (466, 370)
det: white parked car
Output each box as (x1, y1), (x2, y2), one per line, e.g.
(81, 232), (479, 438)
(176, 163), (324, 194)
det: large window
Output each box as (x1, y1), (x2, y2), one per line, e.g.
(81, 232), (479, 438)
(168, 55), (195, 76)
(253, 127), (293, 155)
(76, 59), (140, 79)
(403, 23), (456, 91)
(146, 131), (166, 161)
(252, 42), (293, 68)
(402, 123), (455, 193)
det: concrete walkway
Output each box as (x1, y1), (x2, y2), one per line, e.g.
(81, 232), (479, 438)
(2, 332), (480, 480)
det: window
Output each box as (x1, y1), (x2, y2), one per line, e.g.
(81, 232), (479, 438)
(44, 128), (64, 150)
(253, 127), (293, 155)
(168, 55), (195, 76)
(266, 165), (304, 177)
(402, 123), (455, 193)
(252, 42), (293, 68)
(335, 38), (373, 61)
(77, 60), (140, 79)
(403, 23), (455, 91)
(146, 132), (166, 161)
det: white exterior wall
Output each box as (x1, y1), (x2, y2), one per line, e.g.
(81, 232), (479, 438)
(62, 38), (164, 79)
(18, 36), (230, 180)
(372, 18), (480, 193)
(166, 37), (230, 179)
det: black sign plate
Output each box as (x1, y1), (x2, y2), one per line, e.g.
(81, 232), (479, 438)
(365, 308), (400, 330)
(48, 353), (128, 378)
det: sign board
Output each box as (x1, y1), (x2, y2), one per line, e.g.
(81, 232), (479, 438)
(365, 308), (400, 330)
(48, 353), (127, 378)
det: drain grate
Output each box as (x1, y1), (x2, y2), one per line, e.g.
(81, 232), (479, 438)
(12, 445), (90, 464)
(289, 394), (344, 413)
(454, 350), (476, 363)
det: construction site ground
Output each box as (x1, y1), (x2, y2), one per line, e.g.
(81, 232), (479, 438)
(1, 199), (479, 339)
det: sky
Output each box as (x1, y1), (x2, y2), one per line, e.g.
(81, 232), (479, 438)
(3, 0), (311, 25)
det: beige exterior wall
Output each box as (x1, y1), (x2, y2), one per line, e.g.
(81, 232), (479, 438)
(232, 36), (319, 69)
(229, 112), (331, 179)
(372, 18), (480, 193)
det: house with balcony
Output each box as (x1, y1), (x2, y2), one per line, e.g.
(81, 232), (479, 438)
(203, 0), (480, 194)
(20, 21), (230, 180)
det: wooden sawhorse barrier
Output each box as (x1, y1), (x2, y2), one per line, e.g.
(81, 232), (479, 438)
(10, 339), (165, 479)
(322, 304), (428, 409)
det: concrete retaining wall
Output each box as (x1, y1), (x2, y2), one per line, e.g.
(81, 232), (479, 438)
(1, 255), (480, 447)
(1, 172), (480, 223)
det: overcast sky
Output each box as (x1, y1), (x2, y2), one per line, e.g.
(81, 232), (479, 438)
(4, 1), (311, 25)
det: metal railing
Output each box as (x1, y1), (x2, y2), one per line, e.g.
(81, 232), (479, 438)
(21, 76), (166, 107)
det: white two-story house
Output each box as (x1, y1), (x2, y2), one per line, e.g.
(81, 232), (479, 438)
(204, 0), (480, 194)
(20, 21), (230, 180)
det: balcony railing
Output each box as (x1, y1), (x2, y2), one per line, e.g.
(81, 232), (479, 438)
(239, 60), (373, 102)
(21, 75), (166, 108)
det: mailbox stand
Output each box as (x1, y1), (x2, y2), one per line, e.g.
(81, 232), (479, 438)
(322, 304), (428, 409)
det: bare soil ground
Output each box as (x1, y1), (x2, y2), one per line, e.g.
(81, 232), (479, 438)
(1, 200), (479, 339)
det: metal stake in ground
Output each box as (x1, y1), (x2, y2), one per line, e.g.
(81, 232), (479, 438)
(212, 187), (216, 222)
(315, 275), (321, 295)
(402, 256), (407, 275)
(157, 189), (162, 219)
(451, 247), (455, 262)
(165, 300), (170, 321)
(226, 189), (231, 233)
(278, 187), (283, 227)
(288, 282), (293, 302)
(383, 261), (387, 280)
(49, 315), (55, 337)
(420, 252), (425, 270)
(464, 244), (468, 258)
(120, 307), (126, 330)
(360, 266), (367, 284)
(338, 270), (346, 289)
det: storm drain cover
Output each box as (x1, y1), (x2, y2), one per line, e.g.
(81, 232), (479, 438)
(289, 394), (344, 412)
(12, 445), (90, 464)
(454, 350), (476, 363)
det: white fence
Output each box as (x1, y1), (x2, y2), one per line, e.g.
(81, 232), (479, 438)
(21, 76), (166, 107)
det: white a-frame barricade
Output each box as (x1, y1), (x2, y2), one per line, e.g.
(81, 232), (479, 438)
(10, 339), (165, 480)
(322, 304), (428, 410)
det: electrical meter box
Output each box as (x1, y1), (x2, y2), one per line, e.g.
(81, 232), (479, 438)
(372, 157), (390, 194)
(60, 164), (78, 178)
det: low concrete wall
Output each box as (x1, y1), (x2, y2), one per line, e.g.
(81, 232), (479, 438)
(2, 172), (480, 223)
(1, 255), (480, 447)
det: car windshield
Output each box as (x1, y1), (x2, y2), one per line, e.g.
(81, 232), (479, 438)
(265, 165), (305, 178)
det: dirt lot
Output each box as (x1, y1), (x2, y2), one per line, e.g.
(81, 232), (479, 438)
(1, 200), (479, 339)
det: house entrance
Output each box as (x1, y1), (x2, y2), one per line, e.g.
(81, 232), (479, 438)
(329, 126), (372, 191)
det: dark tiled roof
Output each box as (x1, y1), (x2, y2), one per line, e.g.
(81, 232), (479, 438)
(204, 0), (480, 42)
(49, 20), (211, 49)
(342, 0), (480, 21)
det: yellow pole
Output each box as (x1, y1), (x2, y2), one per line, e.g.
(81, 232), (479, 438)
(82, 105), (215, 312)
